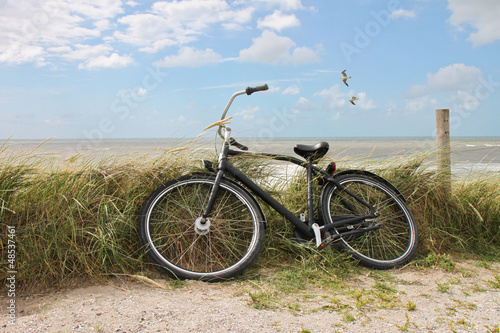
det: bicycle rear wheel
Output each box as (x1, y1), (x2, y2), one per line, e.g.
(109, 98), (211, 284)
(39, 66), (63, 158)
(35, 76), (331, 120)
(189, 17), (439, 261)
(320, 173), (418, 269)
(139, 175), (265, 281)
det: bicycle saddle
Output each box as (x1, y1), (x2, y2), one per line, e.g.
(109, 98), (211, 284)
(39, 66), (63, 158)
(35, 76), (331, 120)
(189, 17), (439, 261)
(294, 141), (329, 162)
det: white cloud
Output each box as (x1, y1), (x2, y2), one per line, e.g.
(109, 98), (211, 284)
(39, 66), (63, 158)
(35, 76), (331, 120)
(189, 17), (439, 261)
(283, 85), (300, 95)
(405, 96), (439, 113)
(404, 63), (486, 112)
(257, 10), (300, 31)
(117, 87), (147, 97)
(154, 47), (222, 67)
(405, 63), (483, 98)
(316, 84), (347, 110)
(448, 0), (500, 47)
(0, 0), (312, 69)
(391, 9), (417, 20)
(315, 84), (375, 111)
(79, 53), (134, 70)
(292, 96), (316, 113)
(355, 92), (376, 110)
(136, 87), (147, 96)
(290, 46), (319, 64)
(254, 0), (304, 11)
(115, 1), (254, 53)
(329, 112), (341, 121)
(60, 44), (113, 61)
(239, 30), (318, 65)
(0, 0), (125, 67)
(114, 13), (183, 53)
(452, 90), (481, 111)
(0, 43), (45, 66)
(0, 0), (252, 67)
(235, 106), (261, 120)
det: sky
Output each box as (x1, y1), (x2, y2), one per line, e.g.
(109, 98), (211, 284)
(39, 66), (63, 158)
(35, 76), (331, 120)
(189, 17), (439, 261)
(1, 0), (499, 141)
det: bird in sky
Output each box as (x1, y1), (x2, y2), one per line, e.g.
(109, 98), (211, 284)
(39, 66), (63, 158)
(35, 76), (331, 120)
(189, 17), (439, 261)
(341, 70), (351, 86)
(349, 96), (359, 105)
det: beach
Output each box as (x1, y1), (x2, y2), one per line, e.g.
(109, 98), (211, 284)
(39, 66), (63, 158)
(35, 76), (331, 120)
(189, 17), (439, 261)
(3, 137), (499, 175)
(2, 259), (500, 333)
(2, 136), (499, 332)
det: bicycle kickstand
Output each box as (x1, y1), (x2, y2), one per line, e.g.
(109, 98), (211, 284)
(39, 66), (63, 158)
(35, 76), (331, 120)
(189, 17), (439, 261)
(311, 223), (324, 250)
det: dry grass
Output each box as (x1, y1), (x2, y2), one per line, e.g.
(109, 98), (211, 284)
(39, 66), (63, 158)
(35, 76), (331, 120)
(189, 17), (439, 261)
(1, 145), (499, 292)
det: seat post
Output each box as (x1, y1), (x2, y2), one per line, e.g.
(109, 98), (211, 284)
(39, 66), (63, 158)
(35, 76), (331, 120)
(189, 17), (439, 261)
(306, 162), (315, 227)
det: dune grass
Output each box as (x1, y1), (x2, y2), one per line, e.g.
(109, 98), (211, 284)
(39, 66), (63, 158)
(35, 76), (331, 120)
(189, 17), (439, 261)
(1, 145), (499, 292)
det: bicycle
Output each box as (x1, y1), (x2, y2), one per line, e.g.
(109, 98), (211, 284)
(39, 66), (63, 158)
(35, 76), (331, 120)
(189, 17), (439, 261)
(138, 84), (418, 281)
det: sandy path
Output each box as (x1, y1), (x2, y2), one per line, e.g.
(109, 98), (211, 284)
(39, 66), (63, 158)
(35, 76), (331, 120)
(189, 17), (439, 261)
(2, 260), (499, 333)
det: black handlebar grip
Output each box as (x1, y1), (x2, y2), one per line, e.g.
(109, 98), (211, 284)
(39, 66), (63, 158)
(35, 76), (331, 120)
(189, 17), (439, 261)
(246, 84), (269, 95)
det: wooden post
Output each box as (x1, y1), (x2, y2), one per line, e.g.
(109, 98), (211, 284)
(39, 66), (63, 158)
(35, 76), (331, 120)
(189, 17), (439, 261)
(435, 109), (451, 194)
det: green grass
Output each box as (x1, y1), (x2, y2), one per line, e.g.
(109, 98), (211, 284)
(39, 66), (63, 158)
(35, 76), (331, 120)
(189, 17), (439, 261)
(1, 144), (499, 292)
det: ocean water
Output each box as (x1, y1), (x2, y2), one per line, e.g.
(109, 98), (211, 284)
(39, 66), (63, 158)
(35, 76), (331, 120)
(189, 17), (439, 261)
(2, 137), (499, 175)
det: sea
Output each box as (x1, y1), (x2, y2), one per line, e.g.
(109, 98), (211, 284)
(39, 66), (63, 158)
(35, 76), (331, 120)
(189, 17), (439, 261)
(2, 137), (499, 177)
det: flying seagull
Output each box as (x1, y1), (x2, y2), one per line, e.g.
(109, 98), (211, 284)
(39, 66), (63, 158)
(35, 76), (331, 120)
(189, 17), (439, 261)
(349, 96), (359, 105)
(342, 70), (351, 87)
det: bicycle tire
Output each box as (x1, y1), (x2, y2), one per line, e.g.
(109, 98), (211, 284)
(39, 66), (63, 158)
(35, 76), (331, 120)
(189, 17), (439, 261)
(139, 174), (265, 281)
(320, 173), (418, 269)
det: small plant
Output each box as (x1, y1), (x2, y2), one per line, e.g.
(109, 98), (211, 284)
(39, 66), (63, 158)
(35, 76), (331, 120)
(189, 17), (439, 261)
(475, 261), (492, 269)
(287, 302), (301, 312)
(405, 300), (416, 311)
(436, 281), (451, 293)
(485, 324), (500, 333)
(374, 280), (398, 293)
(320, 299), (350, 312)
(487, 274), (500, 289)
(246, 290), (278, 310)
(451, 298), (477, 311)
(449, 318), (474, 331)
(459, 268), (474, 278)
(472, 282), (487, 293)
(351, 289), (374, 309)
(342, 313), (355, 323)
(419, 253), (456, 272)
(394, 312), (417, 332)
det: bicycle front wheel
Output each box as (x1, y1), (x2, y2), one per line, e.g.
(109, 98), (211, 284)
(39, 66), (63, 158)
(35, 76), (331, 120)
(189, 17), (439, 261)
(139, 175), (265, 281)
(320, 173), (418, 269)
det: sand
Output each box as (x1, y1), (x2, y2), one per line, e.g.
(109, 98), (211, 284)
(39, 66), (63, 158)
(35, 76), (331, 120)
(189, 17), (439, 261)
(2, 259), (499, 333)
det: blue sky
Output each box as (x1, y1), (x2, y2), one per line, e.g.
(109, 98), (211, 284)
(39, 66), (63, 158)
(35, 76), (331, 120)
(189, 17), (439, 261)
(1, 0), (499, 140)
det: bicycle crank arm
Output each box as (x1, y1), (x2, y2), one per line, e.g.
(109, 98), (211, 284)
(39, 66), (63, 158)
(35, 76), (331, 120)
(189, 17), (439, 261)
(316, 223), (384, 250)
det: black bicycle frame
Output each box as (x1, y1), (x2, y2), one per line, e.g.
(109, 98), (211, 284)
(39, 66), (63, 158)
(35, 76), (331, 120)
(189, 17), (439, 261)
(203, 142), (379, 238)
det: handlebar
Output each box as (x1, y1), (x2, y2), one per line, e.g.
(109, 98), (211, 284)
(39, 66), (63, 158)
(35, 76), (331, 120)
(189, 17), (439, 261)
(216, 84), (268, 145)
(246, 84), (269, 95)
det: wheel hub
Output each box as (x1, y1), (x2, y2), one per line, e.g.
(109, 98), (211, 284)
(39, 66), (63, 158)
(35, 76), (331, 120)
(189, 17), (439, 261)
(194, 217), (211, 235)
